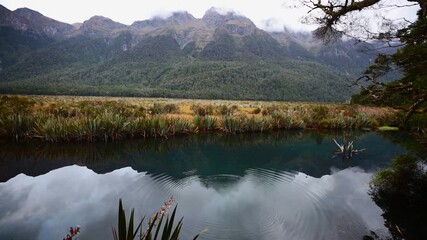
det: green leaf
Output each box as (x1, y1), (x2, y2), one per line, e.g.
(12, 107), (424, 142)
(118, 199), (127, 240)
(170, 218), (183, 240)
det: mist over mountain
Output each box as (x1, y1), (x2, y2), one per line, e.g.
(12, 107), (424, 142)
(0, 5), (380, 101)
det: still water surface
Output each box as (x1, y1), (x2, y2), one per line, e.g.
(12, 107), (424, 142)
(0, 131), (410, 239)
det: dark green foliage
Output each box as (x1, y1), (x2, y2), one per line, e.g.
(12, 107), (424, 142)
(370, 154), (427, 240)
(0, 27), (361, 102)
(0, 26), (54, 68)
(0, 4), (386, 102)
(124, 35), (184, 61)
(272, 113), (305, 129)
(287, 41), (313, 61)
(199, 32), (238, 61)
(351, 3), (427, 125)
(193, 116), (217, 132)
(0, 58), (354, 101)
(402, 112), (427, 131)
(241, 30), (287, 59)
(221, 117), (242, 133)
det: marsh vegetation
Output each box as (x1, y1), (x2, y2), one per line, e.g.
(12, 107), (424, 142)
(0, 95), (400, 142)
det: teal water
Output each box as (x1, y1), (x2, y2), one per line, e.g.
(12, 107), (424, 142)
(0, 131), (411, 239)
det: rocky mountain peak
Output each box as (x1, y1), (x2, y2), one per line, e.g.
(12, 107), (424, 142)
(13, 7), (44, 19)
(131, 17), (166, 29)
(202, 7), (228, 27)
(0, 4), (12, 23)
(80, 16), (127, 37)
(82, 16), (126, 29)
(168, 11), (195, 23)
(202, 7), (256, 35)
(132, 11), (196, 29)
(0, 4), (74, 39)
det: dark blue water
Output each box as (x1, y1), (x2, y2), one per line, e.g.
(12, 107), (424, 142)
(0, 131), (411, 239)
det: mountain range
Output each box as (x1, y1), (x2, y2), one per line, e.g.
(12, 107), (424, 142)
(0, 5), (379, 101)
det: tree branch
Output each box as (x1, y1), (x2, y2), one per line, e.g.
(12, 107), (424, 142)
(404, 95), (426, 122)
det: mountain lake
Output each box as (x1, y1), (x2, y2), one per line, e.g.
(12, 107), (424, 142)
(0, 130), (418, 239)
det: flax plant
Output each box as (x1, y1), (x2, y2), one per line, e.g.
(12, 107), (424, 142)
(244, 116), (269, 132)
(221, 117), (242, 133)
(0, 95), (400, 142)
(112, 197), (199, 240)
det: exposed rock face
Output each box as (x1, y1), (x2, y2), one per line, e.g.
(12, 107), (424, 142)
(0, 3), (377, 68)
(131, 17), (167, 29)
(169, 11), (196, 24)
(201, 7), (226, 27)
(0, 5), (13, 25)
(132, 11), (195, 29)
(0, 5), (75, 39)
(80, 16), (128, 37)
(202, 7), (256, 35)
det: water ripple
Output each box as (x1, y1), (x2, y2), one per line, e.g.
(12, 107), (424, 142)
(118, 168), (374, 240)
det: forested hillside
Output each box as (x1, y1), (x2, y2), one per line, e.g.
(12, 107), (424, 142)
(0, 5), (380, 101)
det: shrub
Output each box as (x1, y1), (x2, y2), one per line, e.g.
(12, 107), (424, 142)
(149, 103), (165, 115)
(244, 116), (270, 132)
(311, 105), (330, 121)
(261, 109), (268, 116)
(265, 106), (279, 115)
(217, 105), (230, 115)
(191, 104), (213, 116)
(221, 117), (242, 133)
(193, 116), (217, 131)
(0, 95), (35, 115)
(252, 107), (261, 114)
(163, 104), (179, 114)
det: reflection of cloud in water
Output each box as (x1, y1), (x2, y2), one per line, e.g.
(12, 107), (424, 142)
(300, 168), (385, 231)
(0, 167), (142, 239)
(0, 166), (388, 240)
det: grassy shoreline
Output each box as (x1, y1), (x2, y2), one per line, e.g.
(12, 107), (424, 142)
(0, 95), (399, 142)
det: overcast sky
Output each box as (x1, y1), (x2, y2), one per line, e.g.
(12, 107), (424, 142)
(0, 0), (420, 32)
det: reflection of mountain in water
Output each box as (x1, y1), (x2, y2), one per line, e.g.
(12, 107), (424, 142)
(0, 165), (386, 240)
(0, 131), (408, 182)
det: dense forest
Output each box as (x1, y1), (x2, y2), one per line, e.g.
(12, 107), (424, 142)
(0, 5), (381, 102)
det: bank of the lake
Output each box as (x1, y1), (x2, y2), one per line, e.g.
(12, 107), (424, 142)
(0, 95), (399, 142)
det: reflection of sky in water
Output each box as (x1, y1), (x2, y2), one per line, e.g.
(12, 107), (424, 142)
(0, 166), (388, 240)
